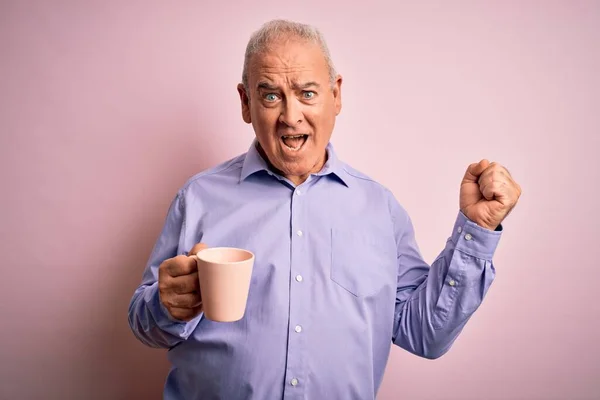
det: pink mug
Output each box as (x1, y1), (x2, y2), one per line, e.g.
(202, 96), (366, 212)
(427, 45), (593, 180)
(194, 247), (254, 322)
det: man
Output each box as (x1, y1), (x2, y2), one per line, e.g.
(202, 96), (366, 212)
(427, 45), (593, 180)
(128, 19), (521, 400)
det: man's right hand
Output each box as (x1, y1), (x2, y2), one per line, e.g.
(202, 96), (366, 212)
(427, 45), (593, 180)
(158, 243), (207, 321)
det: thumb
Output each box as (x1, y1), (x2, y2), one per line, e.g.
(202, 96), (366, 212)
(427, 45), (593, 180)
(187, 242), (209, 257)
(463, 159), (490, 183)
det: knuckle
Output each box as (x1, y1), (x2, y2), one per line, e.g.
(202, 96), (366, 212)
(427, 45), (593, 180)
(160, 292), (173, 306)
(158, 281), (168, 293)
(160, 257), (181, 276)
(169, 295), (183, 308)
(159, 294), (171, 310)
(176, 281), (188, 294)
(178, 256), (195, 273)
(170, 309), (185, 320)
(158, 260), (169, 275)
(174, 294), (193, 308)
(172, 281), (184, 294)
(158, 274), (171, 291)
(170, 257), (185, 273)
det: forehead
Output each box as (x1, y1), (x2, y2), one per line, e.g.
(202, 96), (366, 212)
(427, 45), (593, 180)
(248, 39), (329, 87)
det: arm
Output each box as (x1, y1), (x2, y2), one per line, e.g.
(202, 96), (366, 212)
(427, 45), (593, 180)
(390, 197), (502, 359)
(127, 191), (202, 349)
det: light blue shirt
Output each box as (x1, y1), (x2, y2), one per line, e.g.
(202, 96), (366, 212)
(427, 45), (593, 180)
(128, 140), (502, 399)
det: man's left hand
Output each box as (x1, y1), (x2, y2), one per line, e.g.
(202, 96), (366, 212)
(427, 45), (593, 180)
(459, 159), (522, 231)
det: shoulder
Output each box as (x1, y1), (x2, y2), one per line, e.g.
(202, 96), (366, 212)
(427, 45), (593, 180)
(177, 152), (247, 195)
(341, 162), (383, 187)
(340, 161), (410, 224)
(339, 161), (393, 199)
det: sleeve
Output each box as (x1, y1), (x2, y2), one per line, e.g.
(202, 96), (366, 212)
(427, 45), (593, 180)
(389, 195), (502, 359)
(127, 190), (202, 349)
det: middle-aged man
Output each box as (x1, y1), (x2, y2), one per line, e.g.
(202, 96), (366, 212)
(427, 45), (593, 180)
(128, 19), (522, 400)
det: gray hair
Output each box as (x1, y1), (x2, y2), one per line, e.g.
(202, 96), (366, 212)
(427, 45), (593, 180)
(241, 19), (338, 93)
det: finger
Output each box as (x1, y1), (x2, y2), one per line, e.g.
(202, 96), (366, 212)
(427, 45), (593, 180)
(188, 242), (209, 257)
(463, 159), (491, 183)
(484, 163), (513, 182)
(492, 163), (512, 178)
(478, 166), (505, 186)
(163, 255), (198, 278)
(167, 292), (202, 309)
(169, 305), (204, 322)
(481, 181), (496, 200)
(481, 180), (508, 201)
(169, 273), (200, 294)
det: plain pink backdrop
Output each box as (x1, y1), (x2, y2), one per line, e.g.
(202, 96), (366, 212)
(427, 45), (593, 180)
(1, 1), (598, 399)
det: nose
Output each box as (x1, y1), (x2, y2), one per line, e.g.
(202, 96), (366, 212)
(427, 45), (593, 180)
(279, 99), (303, 127)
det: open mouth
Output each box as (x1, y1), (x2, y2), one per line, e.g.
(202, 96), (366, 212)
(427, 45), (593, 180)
(281, 134), (308, 151)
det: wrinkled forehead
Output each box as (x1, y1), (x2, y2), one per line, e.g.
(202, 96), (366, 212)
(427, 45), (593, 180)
(247, 39), (329, 89)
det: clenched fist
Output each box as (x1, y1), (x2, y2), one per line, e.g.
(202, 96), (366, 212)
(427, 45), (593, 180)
(158, 243), (207, 321)
(460, 159), (522, 231)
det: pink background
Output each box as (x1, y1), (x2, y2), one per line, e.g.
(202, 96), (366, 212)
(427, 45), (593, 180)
(1, 1), (598, 399)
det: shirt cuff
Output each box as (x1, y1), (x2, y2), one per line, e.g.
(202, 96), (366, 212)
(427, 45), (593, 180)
(450, 211), (503, 260)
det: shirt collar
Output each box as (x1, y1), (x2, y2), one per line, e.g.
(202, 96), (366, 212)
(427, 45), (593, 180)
(239, 139), (349, 187)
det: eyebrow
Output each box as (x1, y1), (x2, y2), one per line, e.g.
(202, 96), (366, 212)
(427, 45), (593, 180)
(256, 81), (321, 91)
(293, 81), (320, 90)
(257, 82), (279, 91)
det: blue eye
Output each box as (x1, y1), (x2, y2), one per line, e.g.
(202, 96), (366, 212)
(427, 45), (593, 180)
(303, 91), (315, 99)
(265, 93), (279, 102)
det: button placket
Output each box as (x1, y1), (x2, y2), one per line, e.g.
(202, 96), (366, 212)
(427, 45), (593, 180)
(284, 186), (306, 397)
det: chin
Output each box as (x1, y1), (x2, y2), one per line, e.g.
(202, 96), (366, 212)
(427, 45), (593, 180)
(278, 161), (313, 176)
(259, 138), (326, 176)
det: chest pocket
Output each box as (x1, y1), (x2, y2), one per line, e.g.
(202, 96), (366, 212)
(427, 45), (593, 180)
(330, 227), (397, 298)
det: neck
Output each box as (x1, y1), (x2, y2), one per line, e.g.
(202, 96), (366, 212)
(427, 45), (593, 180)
(255, 142), (328, 186)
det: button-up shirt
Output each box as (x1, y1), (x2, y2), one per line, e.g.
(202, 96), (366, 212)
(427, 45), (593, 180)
(128, 140), (502, 400)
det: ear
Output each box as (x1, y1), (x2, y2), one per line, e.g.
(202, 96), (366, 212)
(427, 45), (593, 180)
(332, 75), (342, 115)
(237, 83), (252, 124)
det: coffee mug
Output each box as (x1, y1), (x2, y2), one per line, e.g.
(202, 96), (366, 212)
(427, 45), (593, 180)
(195, 247), (254, 322)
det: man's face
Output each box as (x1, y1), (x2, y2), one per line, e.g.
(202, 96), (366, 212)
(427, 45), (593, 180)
(238, 38), (342, 184)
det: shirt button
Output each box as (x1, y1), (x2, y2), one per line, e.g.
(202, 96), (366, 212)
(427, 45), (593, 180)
(296, 189), (302, 195)
(290, 378), (298, 386)
(295, 325), (302, 333)
(457, 226), (462, 233)
(295, 274), (303, 282)
(449, 279), (456, 286)
(296, 230), (303, 237)
(465, 233), (472, 241)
